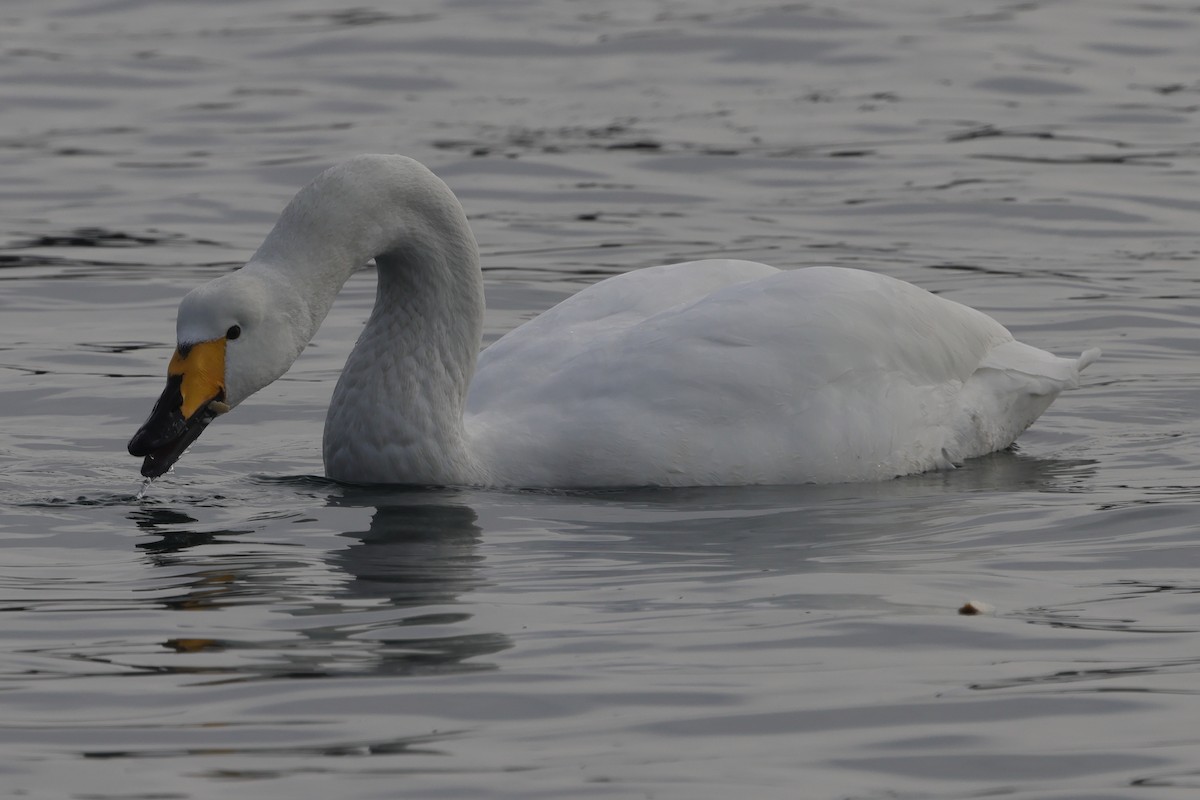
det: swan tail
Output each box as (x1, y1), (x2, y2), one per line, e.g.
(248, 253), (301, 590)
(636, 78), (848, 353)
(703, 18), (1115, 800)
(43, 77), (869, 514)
(1074, 347), (1102, 381)
(944, 341), (1099, 463)
(978, 341), (1100, 391)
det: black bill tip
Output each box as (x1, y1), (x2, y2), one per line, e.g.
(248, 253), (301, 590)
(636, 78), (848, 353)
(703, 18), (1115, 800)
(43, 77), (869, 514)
(129, 375), (222, 478)
(134, 413), (215, 478)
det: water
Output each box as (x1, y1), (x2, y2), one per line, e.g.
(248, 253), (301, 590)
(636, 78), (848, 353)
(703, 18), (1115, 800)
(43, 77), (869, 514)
(1, 0), (1199, 797)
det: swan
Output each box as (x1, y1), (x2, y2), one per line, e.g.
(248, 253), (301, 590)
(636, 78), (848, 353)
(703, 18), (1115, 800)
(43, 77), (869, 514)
(128, 154), (1099, 487)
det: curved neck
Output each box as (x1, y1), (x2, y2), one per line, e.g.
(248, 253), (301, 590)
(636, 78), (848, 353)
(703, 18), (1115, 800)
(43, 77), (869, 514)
(249, 156), (486, 484)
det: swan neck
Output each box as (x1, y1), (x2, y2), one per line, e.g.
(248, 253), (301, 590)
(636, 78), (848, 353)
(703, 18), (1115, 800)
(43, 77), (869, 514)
(260, 156), (486, 484)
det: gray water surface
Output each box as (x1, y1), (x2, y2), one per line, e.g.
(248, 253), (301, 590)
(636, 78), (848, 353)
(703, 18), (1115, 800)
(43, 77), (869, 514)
(2, 1), (1199, 798)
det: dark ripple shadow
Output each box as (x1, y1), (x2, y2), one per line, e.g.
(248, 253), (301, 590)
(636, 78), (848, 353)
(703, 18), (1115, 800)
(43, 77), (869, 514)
(131, 506), (253, 554)
(1011, 577), (1200, 636)
(970, 657), (1200, 692)
(83, 730), (458, 763)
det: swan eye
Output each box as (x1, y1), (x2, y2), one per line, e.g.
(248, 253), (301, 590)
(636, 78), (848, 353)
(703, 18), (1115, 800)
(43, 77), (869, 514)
(226, 325), (241, 340)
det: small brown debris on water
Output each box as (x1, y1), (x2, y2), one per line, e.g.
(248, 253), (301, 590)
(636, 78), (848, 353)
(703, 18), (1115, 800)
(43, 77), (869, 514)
(958, 600), (995, 616)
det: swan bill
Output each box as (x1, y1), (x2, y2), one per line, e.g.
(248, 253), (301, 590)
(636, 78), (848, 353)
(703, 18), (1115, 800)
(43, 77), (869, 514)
(128, 339), (228, 478)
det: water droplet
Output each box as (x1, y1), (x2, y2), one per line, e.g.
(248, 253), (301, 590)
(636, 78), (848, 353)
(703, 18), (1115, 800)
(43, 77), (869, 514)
(136, 477), (154, 501)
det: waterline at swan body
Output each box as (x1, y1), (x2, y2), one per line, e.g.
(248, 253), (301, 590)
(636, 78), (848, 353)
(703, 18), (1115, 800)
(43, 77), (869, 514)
(128, 154), (1099, 487)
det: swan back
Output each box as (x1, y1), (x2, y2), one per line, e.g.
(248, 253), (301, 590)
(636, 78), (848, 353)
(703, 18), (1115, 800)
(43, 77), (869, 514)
(467, 265), (1083, 486)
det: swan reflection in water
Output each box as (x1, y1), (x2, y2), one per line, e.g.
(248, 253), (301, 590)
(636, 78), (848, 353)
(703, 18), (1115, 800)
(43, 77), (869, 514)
(126, 448), (1096, 679)
(130, 490), (511, 680)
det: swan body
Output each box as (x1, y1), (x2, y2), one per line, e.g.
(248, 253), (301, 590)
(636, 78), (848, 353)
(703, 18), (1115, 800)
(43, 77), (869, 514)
(129, 154), (1098, 487)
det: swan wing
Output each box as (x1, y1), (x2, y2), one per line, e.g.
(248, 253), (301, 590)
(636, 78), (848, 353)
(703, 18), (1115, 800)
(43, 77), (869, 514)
(468, 259), (778, 407)
(467, 264), (1090, 487)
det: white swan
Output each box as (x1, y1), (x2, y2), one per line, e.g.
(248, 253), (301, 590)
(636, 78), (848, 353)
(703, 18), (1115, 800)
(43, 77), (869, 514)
(128, 154), (1099, 487)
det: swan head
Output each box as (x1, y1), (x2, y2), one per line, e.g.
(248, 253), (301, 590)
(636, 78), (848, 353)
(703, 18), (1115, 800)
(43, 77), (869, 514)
(128, 270), (307, 478)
